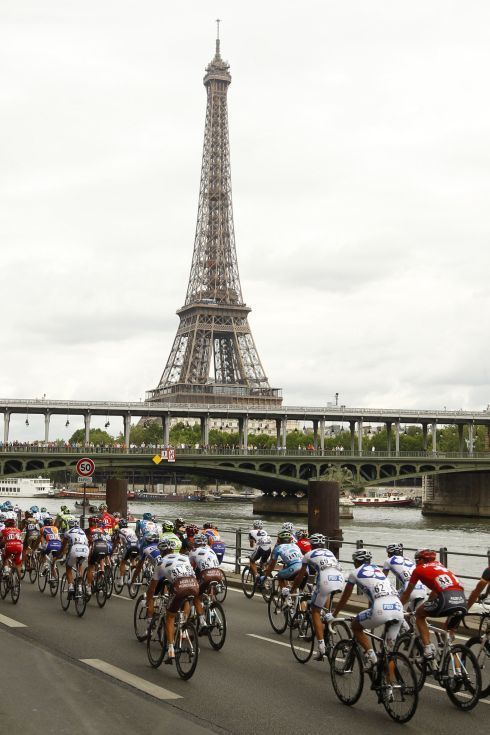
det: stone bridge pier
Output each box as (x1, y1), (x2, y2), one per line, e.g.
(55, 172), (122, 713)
(422, 471), (490, 518)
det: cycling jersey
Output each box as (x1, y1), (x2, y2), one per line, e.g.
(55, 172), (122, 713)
(23, 517), (40, 545)
(189, 546), (219, 572)
(347, 564), (394, 603)
(409, 562), (463, 593)
(383, 554), (426, 594)
(57, 513), (75, 532)
(249, 529), (272, 549)
(303, 548), (344, 608)
(117, 527), (139, 548)
(39, 525), (62, 555)
(64, 527), (89, 548)
(0, 527), (23, 566)
(99, 512), (117, 535)
(302, 547), (339, 574)
(271, 542), (302, 579)
(136, 519), (158, 539)
(349, 564), (403, 647)
(160, 531), (182, 552)
(152, 553), (195, 583)
(296, 538), (311, 554)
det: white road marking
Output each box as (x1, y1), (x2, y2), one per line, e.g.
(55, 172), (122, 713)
(0, 613), (27, 628)
(423, 681), (489, 705)
(80, 659), (182, 700)
(112, 594), (134, 602)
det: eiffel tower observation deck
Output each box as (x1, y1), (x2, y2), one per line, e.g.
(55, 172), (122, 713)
(147, 29), (282, 408)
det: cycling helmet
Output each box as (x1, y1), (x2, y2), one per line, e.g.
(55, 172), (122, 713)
(143, 533), (159, 546)
(281, 522), (295, 532)
(113, 512), (121, 519)
(253, 520), (263, 529)
(352, 548), (372, 564)
(414, 549), (437, 564)
(296, 529), (308, 540)
(60, 505), (69, 513)
(175, 517), (185, 527)
(203, 522), (212, 529)
(193, 533), (209, 547)
(118, 519), (128, 529)
(4, 518), (15, 527)
(309, 533), (326, 548)
(43, 517), (53, 525)
(30, 505), (39, 513)
(0, 514), (5, 522)
(186, 524), (199, 537)
(157, 537), (175, 553)
(41, 507), (47, 513)
(99, 503), (108, 512)
(386, 543), (403, 557)
(161, 520), (174, 533)
(277, 530), (293, 543)
(67, 518), (78, 529)
(3, 501), (13, 509)
(142, 512), (153, 521)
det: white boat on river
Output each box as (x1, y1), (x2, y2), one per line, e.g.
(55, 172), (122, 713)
(0, 476), (54, 499)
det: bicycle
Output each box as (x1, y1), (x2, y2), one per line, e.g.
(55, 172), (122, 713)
(147, 594), (199, 679)
(267, 580), (311, 634)
(128, 558), (153, 599)
(21, 545), (39, 584)
(194, 584), (227, 650)
(60, 562), (88, 617)
(0, 555), (21, 604)
(83, 562), (108, 608)
(134, 582), (170, 643)
(465, 597), (490, 699)
(290, 605), (351, 664)
(241, 561), (274, 602)
(330, 620), (419, 723)
(37, 551), (60, 597)
(214, 568), (227, 603)
(395, 615), (482, 710)
(113, 549), (139, 595)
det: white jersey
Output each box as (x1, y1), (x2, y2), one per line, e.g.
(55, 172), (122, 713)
(5, 511), (17, 521)
(118, 527), (138, 547)
(383, 555), (426, 593)
(154, 553), (195, 582)
(249, 529), (272, 550)
(302, 548), (340, 575)
(64, 527), (89, 549)
(348, 564), (396, 605)
(189, 546), (219, 572)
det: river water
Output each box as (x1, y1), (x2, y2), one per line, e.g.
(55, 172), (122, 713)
(16, 496), (489, 589)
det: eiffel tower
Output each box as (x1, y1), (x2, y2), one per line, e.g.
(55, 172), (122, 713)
(147, 29), (282, 407)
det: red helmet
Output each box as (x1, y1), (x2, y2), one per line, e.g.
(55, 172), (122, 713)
(414, 549), (437, 564)
(186, 524), (199, 537)
(4, 518), (16, 528)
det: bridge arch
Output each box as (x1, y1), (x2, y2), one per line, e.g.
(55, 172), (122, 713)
(279, 463), (297, 477)
(360, 464), (377, 481)
(379, 464), (397, 478)
(298, 463), (317, 480)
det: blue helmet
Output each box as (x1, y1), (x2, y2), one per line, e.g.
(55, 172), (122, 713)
(143, 512), (153, 521)
(30, 505), (39, 513)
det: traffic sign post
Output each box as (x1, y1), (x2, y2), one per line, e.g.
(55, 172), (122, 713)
(76, 458), (95, 529)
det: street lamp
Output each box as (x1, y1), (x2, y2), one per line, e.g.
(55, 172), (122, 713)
(335, 392), (339, 406)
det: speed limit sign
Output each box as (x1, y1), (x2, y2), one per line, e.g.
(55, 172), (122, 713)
(76, 457), (95, 477)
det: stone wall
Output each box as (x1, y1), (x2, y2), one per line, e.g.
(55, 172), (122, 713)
(422, 471), (490, 518)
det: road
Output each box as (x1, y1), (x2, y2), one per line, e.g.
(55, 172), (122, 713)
(0, 577), (488, 735)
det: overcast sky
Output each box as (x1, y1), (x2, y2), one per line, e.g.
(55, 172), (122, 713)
(1, 2), (490, 440)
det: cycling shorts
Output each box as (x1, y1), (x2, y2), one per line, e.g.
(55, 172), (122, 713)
(66, 545), (89, 569)
(166, 576), (200, 613)
(250, 547), (271, 564)
(423, 590), (467, 622)
(44, 540), (62, 556)
(24, 533), (40, 549)
(197, 568), (224, 595)
(211, 542), (226, 563)
(89, 542), (108, 565)
(357, 596), (404, 649)
(277, 561), (302, 580)
(3, 540), (23, 566)
(123, 544), (139, 561)
(310, 571), (345, 609)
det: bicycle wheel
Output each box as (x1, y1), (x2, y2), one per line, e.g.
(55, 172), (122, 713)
(75, 578), (88, 617)
(241, 566), (255, 599)
(381, 651), (418, 723)
(466, 635), (490, 699)
(175, 622), (199, 680)
(215, 570), (227, 603)
(207, 601), (227, 650)
(134, 594), (148, 642)
(95, 571), (107, 608)
(330, 639), (364, 705)
(290, 610), (314, 663)
(104, 564), (113, 598)
(10, 569), (21, 604)
(443, 644), (482, 710)
(49, 564), (60, 597)
(261, 576), (274, 603)
(147, 615), (166, 668)
(128, 569), (141, 599)
(60, 573), (71, 611)
(28, 554), (38, 584)
(113, 565), (125, 595)
(268, 590), (289, 634)
(394, 633), (427, 691)
(38, 559), (49, 593)
(20, 561), (26, 580)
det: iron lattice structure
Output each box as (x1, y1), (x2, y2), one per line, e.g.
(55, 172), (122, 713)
(147, 36), (281, 407)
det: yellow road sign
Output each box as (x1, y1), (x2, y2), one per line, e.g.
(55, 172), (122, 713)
(152, 454), (162, 465)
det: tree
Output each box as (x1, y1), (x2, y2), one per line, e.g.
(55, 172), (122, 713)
(68, 428), (115, 445)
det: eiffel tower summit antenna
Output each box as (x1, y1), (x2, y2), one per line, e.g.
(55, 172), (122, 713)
(147, 28), (282, 407)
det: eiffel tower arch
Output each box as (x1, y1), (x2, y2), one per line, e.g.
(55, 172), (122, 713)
(147, 33), (282, 408)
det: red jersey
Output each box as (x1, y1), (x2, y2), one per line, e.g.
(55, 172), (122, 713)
(0, 527), (22, 545)
(99, 512), (116, 534)
(296, 538), (312, 554)
(410, 562), (463, 593)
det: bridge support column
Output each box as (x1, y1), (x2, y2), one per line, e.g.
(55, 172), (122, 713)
(106, 478), (127, 517)
(239, 417), (249, 454)
(276, 420), (281, 450)
(395, 421), (400, 455)
(84, 413), (91, 446)
(422, 424), (428, 451)
(357, 421), (363, 456)
(468, 424), (474, 456)
(200, 415), (209, 448)
(3, 411), (10, 444)
(44, 412), (50, 443)
(458, 424), (464, 453)
(161, 414), (170, 446)
(386, 422), (392, 455)
(123, 413), (131, 448)
(313, 420), (318, 451)
(431, 422), (437, 453)
(319, 419), (325, 455)
(282, 419), (287, 450)
(349, 422), (355, 453)
(308, 479), (343, 558)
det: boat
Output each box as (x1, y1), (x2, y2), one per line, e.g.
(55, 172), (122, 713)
(0, 476), (53, 499)
(215, 492), (256, 502)
(350, 494), (414, 507)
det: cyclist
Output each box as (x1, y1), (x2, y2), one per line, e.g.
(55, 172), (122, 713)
(281, 522), (295, 540)
(35, 517), (62, 576)
(202, 522), (226, 563)
(85, 516), (109, 591)
(259, 529), (303, 599)
(39, 507), (50, 523)
(182, 524), (200, 554)
(131, 531), (162, 588)
(135, 512), (158, 540)
(248, 520), (272, 580)
(189, 532), (224, 632)
(0, 514), (6, 533)
(291, 533), (344, 660)
(98, 504), (117, 536)
(332, 549), (404, 670)
(295, 529), (311, 555)
(383, 542), (427, 610)
(146, 537), (199, 664)
(160, 520), (182, 552)
(174, 518), (186, 541)
(113, 518), (139, 579)
(56, 505), (75, 533)
(21, 511), (41, 566)
(0, 518), (23, 575)
(467, 550), (490, 610)
(399, 549), (467, 659)
(60, 518), (89, 595)
(29, 505), (42, 522)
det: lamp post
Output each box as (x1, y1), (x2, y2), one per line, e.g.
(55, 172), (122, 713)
(335, 392), (339, 406)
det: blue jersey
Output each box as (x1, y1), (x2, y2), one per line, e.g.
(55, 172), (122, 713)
(136, 519), (158, 539)
(271, 543), (303, 570)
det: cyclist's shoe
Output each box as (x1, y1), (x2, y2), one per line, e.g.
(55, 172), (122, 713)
(164, 644), (175, 665)
(423, 643), (436, 660)
(383, 685), (394, 703)
(364, 649), (377, 671)
(313, 649), (325, 662)
(68, 584), (75, 600)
